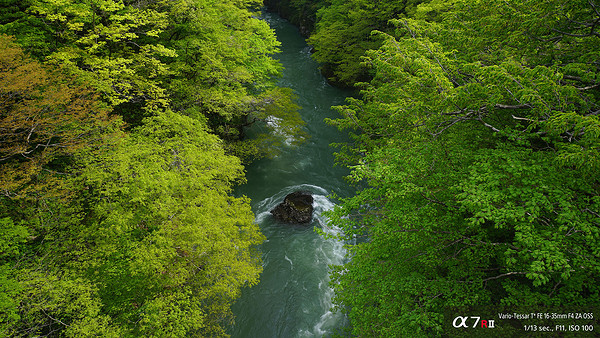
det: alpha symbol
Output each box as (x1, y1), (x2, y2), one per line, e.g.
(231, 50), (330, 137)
(453, 316), (469, 328)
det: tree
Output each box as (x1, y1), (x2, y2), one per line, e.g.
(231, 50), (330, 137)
(326, 0), (600, 335)
(1, 0), (306, 157)
(0, 34), (121, 337)
(25, 0), (176, 120)
(70, 110), (265, 336)
(0, 24), (267, 335)
(1, 110), (266, 336)
(0, 34), (111, 198)
(307, 0), (428, 86)
(162, 0), (305, 158)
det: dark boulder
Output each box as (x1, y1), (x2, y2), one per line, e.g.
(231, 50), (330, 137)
(270, 191), (314, 224)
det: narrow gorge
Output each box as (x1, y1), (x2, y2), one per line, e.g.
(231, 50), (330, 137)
(230, 12), (353, 337)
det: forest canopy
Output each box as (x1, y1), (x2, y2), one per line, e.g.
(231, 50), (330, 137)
(300, 0), (600, 336)
(1, 0), (599, 336)
(0, 0), (301, 336)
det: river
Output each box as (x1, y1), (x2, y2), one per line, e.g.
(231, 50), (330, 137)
(230, 12), (354, 338)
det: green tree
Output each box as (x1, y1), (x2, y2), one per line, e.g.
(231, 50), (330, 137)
(307, 0), (427, 86)
(326, 0), (600, 335)
(162, 0), (305, 158)
(0, 35), (121, 336)
(70, 110), (264, 336)
(0, 22), (268, 335)
(1, 110), (266, 336)
(0, 34), (111, 197)
(26, 0), (175, 120)
(0, 0), (306, 157)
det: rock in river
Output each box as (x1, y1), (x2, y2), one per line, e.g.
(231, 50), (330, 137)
(270, 191), (314, 224)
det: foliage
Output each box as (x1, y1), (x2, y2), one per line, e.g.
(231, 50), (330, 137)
(0, 37), (120, 335)
(0, 0), (295, 335)
(0, 0), (53, 58)
(0, 34), (111, 197)
(0, 0), (304, 158)
(326, 0), (600, 335)
(307, 0), (428, 86)
(68, 110), (265, 336)
(27, 0), (174, 116)
(0, 108), (266, 336)
(263, 0), (327, 35)
(162, 0), (305, 155)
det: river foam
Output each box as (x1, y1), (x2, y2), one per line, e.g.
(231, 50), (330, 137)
(251, 184), (347, 337)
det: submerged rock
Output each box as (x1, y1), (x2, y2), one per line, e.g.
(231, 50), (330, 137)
(270, 191), (314, 224)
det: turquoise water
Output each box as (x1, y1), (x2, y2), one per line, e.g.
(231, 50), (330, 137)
(230, 12), (353, 338)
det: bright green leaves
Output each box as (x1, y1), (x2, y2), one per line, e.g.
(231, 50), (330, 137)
(547, 111), (600, 174)
(2, 0), (305, 157)
(0, 218), (29, 259)
(163, 0), (300, 157)
(10, 270), (121, 337)
(326, 133), (485, 335)
(166, 0), (280, 93)
(0, 0), (296, 335)
(28, 0), (174, 114)
(135, 289), (205, 337)
(74, 110), (264, 335)
(0, 217), (27, 332)
(0, 109), (265, 336)
(324, 0), (600, 335)
(457, 146), (600, 288)
(308, 0), (427, 86)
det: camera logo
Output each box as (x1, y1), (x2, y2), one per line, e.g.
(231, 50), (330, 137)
(452, 316), (496, 328)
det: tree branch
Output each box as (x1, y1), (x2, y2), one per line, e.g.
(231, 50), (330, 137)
(494, 103), (532, 109)
(482, 271), (527, 282)
(552, 27), (600, 38)
(578, 83), (600, 91)
(511, 114), (534, 122)
(477, 117), (501, 132)
(590, 0), (600, 19)
(41, 308), (70, 328)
